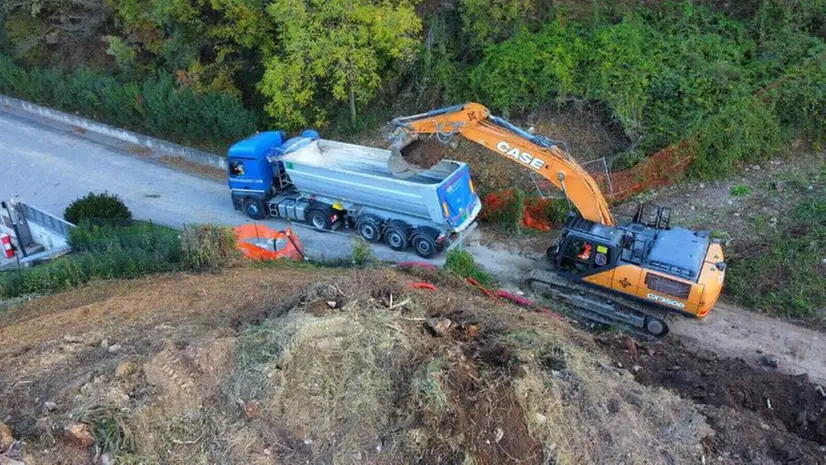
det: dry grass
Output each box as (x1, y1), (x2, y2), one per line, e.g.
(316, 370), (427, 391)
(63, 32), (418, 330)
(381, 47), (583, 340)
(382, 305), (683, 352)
(0, 267), (711, 465)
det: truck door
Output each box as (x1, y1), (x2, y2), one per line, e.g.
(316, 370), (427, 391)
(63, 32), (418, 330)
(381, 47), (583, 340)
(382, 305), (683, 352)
(228, 157), (269, 194)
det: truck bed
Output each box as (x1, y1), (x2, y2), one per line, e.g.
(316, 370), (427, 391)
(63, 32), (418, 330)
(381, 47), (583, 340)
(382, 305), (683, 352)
(280, 139), (460, 185)
(277, 138), (477, 229)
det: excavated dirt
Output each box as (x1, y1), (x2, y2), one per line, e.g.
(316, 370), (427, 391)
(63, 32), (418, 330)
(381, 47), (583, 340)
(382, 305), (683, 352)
(0, 267), (715, 465)
(599, 334), (826, 464)
(397, 137), (451, 170)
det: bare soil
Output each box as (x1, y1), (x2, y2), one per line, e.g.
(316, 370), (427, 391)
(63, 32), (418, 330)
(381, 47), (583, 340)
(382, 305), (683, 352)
(358, 101), (629, 194)
(669, 302), (826, 386)
(600, 334), (826, 464)
(0, 267), (714, 465)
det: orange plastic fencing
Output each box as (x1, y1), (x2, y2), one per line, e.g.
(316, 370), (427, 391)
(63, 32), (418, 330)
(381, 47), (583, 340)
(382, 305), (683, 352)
(481, 191), (558, 231)
(481, 140), (697, 230)
(233, 224), (304, 261)
(596, 139), (696, 202)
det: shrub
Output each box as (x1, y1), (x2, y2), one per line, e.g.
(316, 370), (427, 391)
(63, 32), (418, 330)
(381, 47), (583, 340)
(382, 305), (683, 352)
(64, 192), (132, 225)
(351, 237), (378, 267)
(181, 224), (239, 270)
(481, 189), (525, 232)
(0, 221), (182, 298)
(445, 248), (496, 288)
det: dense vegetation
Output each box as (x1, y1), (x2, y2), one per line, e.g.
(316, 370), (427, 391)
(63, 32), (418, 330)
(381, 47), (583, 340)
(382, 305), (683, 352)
(0, 1), (824, 167)
(0, 221), (238, 298)
(63, 192), (132, 225)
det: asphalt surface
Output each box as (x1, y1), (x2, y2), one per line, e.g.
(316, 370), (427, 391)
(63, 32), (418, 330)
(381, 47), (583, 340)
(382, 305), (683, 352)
(0, 109), (473, 263)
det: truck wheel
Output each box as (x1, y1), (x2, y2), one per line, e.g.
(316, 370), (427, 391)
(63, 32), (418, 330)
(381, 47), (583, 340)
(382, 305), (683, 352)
(384, 225), (409, 251)
(308, 208), (333, 230)
(243, 198), (265, 220)
(412, 234), (437, 258)
(356, 217), (381, 242)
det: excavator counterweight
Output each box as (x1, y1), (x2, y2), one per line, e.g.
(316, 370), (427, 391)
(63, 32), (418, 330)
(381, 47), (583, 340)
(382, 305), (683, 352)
(387, 103), (726, 336)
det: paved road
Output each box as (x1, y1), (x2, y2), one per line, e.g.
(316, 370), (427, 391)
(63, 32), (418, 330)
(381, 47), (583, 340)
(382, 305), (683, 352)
(0, 108), (529, 266)
(0, 109), (459, 263)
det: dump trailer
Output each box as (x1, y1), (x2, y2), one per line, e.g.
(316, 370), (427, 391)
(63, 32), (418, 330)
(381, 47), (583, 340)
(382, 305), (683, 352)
(227, 130), (481, 258)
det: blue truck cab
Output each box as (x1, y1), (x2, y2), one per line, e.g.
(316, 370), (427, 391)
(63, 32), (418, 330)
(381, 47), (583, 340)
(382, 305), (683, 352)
(227, 131), (286, 218)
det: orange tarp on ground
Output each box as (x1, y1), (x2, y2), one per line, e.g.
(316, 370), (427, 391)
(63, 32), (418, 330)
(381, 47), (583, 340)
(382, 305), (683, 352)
(233, 224), (304, 261)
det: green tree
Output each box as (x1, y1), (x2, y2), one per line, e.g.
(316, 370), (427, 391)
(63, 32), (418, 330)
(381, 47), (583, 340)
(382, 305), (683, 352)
(459, 0), (535, 49)
(259, 0), (421, 128)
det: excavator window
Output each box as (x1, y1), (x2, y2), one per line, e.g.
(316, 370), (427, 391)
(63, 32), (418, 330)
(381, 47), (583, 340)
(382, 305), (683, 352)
(561, 238), (593, 273)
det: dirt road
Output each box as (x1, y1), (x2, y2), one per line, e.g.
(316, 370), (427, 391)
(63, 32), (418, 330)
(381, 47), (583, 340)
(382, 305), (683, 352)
(670, 302), (826, 384)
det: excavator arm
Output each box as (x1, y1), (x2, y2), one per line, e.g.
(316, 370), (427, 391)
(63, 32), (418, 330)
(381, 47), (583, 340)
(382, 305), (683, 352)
(389, 103), (615, 226)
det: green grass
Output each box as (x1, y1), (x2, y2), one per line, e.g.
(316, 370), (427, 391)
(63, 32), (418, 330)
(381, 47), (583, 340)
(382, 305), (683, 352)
(0, 221), (237, 299)
(725, 196), (826, 318)
(412, 356), (450, 413)
(444, 248), (496, 288)
(730, 184), (753, 197)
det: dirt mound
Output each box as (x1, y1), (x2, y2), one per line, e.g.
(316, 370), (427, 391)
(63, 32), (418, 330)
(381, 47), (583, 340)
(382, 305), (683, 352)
(397, 137), (451, 169)
(0, 267), (712, 465)
(600, 334), (826, 464)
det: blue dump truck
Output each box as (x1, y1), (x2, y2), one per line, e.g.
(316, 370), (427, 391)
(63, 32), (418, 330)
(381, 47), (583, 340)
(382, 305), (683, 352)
(227, 130), (481, 258)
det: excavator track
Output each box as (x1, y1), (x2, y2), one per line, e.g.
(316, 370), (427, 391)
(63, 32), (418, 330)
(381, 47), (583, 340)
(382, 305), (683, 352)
(524, 269), (671, 338)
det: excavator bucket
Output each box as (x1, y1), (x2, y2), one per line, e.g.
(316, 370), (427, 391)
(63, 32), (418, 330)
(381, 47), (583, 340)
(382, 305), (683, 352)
(388, 135), (458, 179)
(388, 136), (426, 179)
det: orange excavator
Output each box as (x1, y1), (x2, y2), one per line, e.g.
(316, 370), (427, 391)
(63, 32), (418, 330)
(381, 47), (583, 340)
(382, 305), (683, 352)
(388, 103), (726, 336)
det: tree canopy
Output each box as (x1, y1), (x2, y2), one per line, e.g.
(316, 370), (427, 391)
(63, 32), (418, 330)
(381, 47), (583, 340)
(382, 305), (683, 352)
(259, 0), (420, 128)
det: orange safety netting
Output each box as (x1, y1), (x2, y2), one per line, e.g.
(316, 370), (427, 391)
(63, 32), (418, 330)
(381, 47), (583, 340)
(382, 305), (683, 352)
(481, 190), (559, 232)
(233, 224), (304, 261)
(481, 140), (697, 231)
(596, 139), (695, 202)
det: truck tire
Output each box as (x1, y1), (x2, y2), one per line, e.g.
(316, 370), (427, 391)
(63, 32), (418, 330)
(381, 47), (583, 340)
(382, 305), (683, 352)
(356, 216), (382, 242)
(412, 234), (438, 258)
(308, 208), (333, 230)
(384, 224), (409, 251)
(243, 198), (265, 220)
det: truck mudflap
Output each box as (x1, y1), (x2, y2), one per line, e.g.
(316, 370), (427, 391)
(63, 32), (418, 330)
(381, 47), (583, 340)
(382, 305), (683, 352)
(445, 220), (480, 252)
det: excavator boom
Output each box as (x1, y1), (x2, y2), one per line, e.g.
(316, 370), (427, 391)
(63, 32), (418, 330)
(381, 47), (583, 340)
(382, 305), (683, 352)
(389, 103), (615, 226)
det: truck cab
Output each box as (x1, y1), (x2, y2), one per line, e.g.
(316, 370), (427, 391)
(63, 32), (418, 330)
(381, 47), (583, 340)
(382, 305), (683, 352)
(227, 131), (287, 219)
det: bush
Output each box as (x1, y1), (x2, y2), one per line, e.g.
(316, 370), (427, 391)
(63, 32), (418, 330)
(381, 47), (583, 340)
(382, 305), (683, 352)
(481, 189), (525, 232)
(181, 224), (240, 270)
(0, 221), (242, 298)
(445, 248), (496, 288)
(351, 237), (378, 268)
(64, 192), (132, 225)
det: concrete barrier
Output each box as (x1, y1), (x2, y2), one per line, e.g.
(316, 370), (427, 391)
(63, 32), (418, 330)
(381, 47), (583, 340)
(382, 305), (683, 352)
(0, 94), (227, 170)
